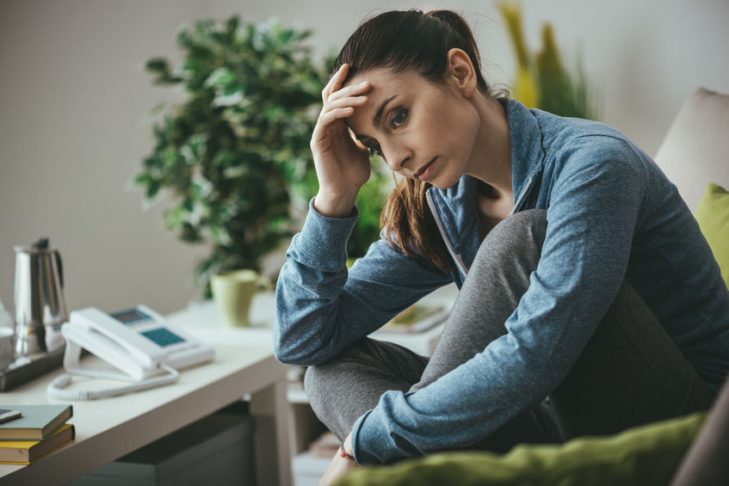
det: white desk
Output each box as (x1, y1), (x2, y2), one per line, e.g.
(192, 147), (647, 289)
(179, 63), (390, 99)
(0, 302), (293, 486)
(0, 284), (458, 486)
(172, 287), (457, 356)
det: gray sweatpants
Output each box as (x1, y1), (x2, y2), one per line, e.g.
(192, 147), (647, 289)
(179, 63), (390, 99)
(305, 209), (715, 456)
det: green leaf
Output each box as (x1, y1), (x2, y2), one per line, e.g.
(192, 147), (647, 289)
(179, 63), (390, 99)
(213, 92), (244, 107)
(136, 15), (387, 295)
(205, 67), (235, 88)
(133, 173), (152, 187)
(146, 180), (162, 199)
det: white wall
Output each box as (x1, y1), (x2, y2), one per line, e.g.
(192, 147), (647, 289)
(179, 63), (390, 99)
(0, 0), (212, 314)
(209, 0), (729, 155)
(1, 0), (728, 315)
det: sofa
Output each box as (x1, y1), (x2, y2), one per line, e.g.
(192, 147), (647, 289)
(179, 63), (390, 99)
(334, 87), (729, 485)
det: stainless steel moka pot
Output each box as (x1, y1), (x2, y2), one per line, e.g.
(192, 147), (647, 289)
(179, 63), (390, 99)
(14, 238), (68, 356)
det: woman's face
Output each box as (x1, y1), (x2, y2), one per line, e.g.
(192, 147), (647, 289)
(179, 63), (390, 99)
(344, 67), (481, 190)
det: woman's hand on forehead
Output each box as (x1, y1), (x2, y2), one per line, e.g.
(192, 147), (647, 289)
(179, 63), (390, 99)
(309, 63), (375, 217)
(324, 64), (370, 101)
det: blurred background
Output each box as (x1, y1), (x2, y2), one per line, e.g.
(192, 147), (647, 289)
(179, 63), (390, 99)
(1, 0), (728, 315)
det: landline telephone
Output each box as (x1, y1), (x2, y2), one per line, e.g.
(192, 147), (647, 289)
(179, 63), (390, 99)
(47, 305), (214, 400)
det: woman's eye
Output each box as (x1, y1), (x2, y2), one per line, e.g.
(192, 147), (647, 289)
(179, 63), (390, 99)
(389, 108), (408, 129)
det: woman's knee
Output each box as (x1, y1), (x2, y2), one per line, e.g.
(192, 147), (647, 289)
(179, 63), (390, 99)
(304, 339), (427, 439)
(302, 363), (325, 402)
(303, 358), (358, 431)
(470, 209), (547, 276)
(303, 360), (358, 440)
(304, 338), (426, 400)
(303, 346), (360, 407)
(485, 209), (547, 253)
(302, 338), (389, 407)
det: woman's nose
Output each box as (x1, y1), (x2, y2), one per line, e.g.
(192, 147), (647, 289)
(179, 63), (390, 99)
(383, 144), (413, 173)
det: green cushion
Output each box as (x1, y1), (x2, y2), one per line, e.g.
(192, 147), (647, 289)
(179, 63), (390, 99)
(695, 183), (729, 289)
(335, 412), (706, 486)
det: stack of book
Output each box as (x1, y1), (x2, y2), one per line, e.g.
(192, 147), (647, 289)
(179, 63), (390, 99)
(0, 405), (74, 464)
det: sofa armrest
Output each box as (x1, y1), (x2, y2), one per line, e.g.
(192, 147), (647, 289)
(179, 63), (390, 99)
(671, 377), (729, 485)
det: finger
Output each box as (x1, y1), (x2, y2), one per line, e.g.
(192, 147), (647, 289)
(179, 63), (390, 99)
(327, 81), (371, 104)
(328, 63), (350, 96)
(311, 107), (354, 143)
(311, 108), (354, 143)
(322, 64), (346, 99)
(325, 95), (368, 111)
(316, 107), (354, 130)
(322, 64), (349, 101)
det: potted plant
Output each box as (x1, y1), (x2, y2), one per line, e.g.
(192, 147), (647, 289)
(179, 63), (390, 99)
(497, 0), (598, 119)
(134, 16), (389, 296)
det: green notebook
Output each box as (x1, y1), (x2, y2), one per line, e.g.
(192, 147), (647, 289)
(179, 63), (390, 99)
(0, 405), (72, 441)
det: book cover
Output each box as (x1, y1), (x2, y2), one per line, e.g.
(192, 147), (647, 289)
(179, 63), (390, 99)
(0, 424), (75, 464)
(0, 405), (72, 440)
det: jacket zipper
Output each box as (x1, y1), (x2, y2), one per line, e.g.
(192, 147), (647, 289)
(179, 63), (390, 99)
(511, 175), (536, 215)
(426, 191), (469, 277)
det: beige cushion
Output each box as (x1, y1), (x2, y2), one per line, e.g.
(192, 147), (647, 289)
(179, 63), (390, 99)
(654, 88), (729, 212)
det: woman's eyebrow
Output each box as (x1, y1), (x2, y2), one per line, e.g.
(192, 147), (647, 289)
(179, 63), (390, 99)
(373, 95), (397, 128)
(354, 94), (398, 140)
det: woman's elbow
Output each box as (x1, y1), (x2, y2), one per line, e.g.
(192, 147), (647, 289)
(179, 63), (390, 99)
(273, 344), (308, 366)
(273, 337), (330, 367)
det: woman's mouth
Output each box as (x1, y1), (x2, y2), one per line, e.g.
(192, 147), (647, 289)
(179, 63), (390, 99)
(416, 157), (438, 182)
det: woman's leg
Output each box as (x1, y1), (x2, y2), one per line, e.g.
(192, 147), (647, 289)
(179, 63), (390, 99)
(306, 209), (556, 448)
(307, 207), (715, 451)
(306, 210), (559, 450)
(412, 209), (549, 389)
(304, 337), (429, 441)
(411, 209), (562, 450)
(550, 279), (716, 438)
(413, 208), (714, 444)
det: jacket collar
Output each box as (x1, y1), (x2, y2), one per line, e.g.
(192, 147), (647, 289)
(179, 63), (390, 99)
(505, 98), (545, 209)
(425, 98), (546, 280)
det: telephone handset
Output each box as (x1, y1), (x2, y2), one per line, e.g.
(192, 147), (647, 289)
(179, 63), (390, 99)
(47, 305), (214, 400)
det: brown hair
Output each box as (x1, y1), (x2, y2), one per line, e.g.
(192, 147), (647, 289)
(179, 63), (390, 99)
(332, 10), (493, 273)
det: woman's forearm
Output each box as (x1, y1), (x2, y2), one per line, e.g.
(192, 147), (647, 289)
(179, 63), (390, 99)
(274, 199), (360, 365)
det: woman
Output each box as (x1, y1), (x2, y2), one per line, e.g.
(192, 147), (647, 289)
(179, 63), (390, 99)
(274, 9), (729, 484)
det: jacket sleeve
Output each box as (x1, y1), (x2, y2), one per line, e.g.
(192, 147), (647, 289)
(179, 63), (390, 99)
(351, 139), (648, 464)
(274, 198), (453, 366)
